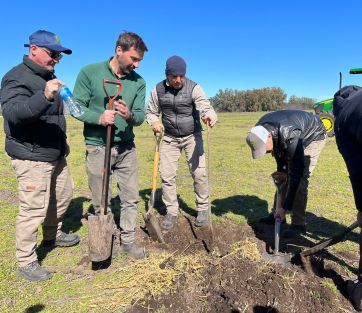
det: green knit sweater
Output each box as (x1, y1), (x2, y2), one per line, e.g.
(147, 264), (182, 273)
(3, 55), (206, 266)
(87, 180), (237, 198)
(73, 59), (146, 146)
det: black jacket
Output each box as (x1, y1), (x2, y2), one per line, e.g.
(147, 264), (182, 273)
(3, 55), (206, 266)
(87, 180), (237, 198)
(333, 86), (362, 211)
(256, 110), (326, 211)
(1, 56), (67, 162)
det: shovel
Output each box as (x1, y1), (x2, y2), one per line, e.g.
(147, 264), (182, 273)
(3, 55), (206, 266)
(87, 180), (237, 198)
(300, 220), (358, 258)
(143, 131), (165, 243)
(206, 124), (214, 242)
(88, 79), (122, 262)
(262, 177), (292, 265)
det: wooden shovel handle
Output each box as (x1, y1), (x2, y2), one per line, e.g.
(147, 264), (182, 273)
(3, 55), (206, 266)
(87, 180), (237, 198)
(151, 151), (159, 192)
(151, 131), (163, 192)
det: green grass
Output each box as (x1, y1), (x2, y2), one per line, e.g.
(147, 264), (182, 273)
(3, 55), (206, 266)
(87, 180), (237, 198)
(0, 112), (358, 312)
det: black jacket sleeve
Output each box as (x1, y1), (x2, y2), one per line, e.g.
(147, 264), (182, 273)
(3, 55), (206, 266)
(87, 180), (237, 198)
(1, 79), (53, 126)
(283, 130), (305, 211)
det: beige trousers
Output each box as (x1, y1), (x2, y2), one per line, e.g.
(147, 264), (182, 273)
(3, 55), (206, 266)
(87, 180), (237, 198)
(159, 132), (209, 216)
(276, 138), (326, 226)
(11, 158), (73, 266)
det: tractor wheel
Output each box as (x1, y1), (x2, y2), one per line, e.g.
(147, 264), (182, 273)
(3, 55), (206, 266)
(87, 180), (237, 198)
(319, 112), (335, 137)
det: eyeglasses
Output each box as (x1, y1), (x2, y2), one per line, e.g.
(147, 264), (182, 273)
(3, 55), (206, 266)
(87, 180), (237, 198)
(38, 46), (63, 60)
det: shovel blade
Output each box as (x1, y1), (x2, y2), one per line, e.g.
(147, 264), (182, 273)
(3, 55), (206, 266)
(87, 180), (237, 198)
(262, 251), (292, 265)
(144, 212), (165, 243)
(88, 213), (114, 262)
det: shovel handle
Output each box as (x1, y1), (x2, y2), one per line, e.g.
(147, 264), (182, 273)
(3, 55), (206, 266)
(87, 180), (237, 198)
(151, 131), (163, 194)
(151, 151), (159, 192)
(301, 220), (358, 257)
(275, 216), (281, 254)
(102, 79), (122, 110)
(359, 228), (362, 282)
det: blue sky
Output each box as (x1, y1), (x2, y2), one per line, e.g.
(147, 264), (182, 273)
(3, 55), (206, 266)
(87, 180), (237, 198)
(1, 0), (362, 102)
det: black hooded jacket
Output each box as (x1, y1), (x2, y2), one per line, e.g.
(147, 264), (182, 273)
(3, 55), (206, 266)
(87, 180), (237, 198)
(256, 110), (326, 211)
(1, 56), (67, 162)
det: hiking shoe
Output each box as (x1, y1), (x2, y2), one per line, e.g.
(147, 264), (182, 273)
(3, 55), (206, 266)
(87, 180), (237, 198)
(259, 213), (286, 225)
(161, 213), (177, 231)
(44, 231), (80, 247)
(282, 224), (306, 238)
(17, 261), (52, 282)
(347, 280), (362, 312)
(121, 243), (147, 259)
(195, 210), (209, 227)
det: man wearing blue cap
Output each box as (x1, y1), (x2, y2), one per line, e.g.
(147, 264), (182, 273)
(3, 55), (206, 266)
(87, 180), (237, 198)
(0, 30), (79, 281)
(146, 55), (218, 230)
(245, 110), (326, 238)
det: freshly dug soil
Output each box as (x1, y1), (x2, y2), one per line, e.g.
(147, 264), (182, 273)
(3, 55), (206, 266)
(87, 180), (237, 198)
(130, 212), (358, 313)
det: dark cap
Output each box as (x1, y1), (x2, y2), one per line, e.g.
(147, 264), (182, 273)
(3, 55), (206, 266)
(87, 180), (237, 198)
(165, 55), (186, 76)
(245, 125), (270, 159)
(24, 30), (72, 54)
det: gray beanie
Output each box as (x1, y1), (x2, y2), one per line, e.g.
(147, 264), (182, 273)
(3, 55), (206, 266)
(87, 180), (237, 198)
(165, 55), (186, 76)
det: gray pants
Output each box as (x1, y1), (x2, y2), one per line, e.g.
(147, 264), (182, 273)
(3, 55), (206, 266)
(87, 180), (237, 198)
(86, 143), (139, 244)
(274, 138), (326, 226)
(11, 158), (73, 267)
(159, 132), (209, 216)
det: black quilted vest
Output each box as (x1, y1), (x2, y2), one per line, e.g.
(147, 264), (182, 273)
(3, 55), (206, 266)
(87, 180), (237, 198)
(156, 79), (201, 137)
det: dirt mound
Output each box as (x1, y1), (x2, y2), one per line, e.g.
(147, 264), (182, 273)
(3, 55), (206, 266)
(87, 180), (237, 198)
(129, 213), (357, 313)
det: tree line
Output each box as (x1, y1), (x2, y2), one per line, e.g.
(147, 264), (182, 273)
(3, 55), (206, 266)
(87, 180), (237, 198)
(209, 87), (315, 112)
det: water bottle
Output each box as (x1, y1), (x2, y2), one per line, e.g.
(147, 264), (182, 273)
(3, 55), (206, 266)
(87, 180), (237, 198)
(59, 86), (84, 118)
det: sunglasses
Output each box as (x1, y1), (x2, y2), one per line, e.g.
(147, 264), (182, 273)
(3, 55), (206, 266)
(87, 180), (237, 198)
(38, 46), (63, 60)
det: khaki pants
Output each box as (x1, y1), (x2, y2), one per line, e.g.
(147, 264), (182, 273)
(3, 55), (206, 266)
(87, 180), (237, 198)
(11, 158), (73, 267)
(159, 132), (209, 216)
(86, 143), (139, 244)
(274, 138), (326, 226)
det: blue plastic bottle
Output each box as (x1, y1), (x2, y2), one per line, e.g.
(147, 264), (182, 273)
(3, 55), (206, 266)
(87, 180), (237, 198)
(59, 86), (84, 118)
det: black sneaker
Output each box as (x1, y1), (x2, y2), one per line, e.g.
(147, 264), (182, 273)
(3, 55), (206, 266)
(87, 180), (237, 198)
(195, 210), (209, 227)
(259, 213), (286, 225)
(17, 261), (52, 282)
(161, 214), (177, 231)
(121, 243), (147, 259)
(347, 280), (362, 312)
(44, 231), (80, 247)
(283, 224), (306, 238)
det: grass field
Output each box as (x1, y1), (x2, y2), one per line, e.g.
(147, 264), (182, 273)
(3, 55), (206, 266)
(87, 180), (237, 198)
(0, 112), (358, 312)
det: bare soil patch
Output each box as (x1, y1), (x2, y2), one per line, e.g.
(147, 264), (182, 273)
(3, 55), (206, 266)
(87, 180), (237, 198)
(129, 213), (357, 313)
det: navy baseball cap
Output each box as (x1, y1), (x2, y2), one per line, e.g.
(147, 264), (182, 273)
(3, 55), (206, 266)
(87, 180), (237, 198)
(24, 30), (72, 54)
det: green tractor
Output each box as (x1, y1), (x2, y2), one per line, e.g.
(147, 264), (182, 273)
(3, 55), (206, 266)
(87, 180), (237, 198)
(313, 98), (335, 137)
(313, 68), (362, 137)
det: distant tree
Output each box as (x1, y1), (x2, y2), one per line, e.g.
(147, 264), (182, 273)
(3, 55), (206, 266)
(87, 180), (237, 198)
(287, 95), (316, 110)
(210, 87), (287, 112)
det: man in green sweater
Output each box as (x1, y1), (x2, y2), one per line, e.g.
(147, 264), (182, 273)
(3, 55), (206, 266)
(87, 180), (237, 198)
(73, 32), (148, 259)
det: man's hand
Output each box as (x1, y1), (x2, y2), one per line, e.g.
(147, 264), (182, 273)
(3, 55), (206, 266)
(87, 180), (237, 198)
(98, 110), (116, 126)
(201, 115), (217, 127)
(274, 207), (286, 221)
(44, 79), (64, 100)
(114, 100), (132, 121)
(151, 121), (164, 134)
(271, 171), (287, 186)
(357, 212), (362, 228)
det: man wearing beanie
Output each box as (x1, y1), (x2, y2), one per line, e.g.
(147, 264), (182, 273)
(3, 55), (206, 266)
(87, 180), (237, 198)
(245, 110), (326, 238)
(146, 55), (217, 230)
